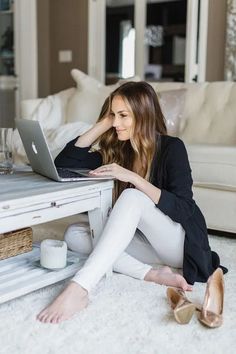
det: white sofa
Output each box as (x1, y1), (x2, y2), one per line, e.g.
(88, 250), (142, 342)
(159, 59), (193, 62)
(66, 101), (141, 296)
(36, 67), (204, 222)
(16, 69), (236, 234)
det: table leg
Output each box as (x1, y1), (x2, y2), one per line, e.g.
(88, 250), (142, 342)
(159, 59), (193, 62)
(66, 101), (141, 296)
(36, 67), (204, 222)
(88, 188), (113, 277)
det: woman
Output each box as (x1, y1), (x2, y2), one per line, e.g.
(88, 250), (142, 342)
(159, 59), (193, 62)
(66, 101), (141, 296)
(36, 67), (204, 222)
(37, 81), (224, 324)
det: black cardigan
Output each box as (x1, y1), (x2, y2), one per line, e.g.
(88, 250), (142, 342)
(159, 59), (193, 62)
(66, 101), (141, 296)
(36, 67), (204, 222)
(55, 135), (227, 284)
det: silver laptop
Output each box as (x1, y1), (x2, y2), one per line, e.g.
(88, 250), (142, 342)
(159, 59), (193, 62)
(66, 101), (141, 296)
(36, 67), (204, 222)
(16, 119), (114, 182)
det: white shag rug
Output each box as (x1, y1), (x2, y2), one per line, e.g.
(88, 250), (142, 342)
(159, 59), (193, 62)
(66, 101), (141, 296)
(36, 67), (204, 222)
(0, 216), (236, 354)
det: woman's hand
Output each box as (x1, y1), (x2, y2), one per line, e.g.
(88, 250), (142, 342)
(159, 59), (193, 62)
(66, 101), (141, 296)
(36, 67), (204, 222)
(100, 114), (114, 130)
(75, 115), (113, 148)
(89, 163), (136, 183)
(91, 162), (162, 204)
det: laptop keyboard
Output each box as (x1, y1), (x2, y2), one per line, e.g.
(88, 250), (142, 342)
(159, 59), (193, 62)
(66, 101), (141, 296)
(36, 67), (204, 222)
(57, 168), (83, 178)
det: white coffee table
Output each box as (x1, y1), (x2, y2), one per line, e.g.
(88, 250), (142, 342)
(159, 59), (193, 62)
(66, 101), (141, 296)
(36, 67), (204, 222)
(0, 170), (113, 304)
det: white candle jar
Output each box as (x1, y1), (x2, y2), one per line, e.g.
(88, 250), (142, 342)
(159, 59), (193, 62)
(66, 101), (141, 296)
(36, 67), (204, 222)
(40, 239), (67, 269)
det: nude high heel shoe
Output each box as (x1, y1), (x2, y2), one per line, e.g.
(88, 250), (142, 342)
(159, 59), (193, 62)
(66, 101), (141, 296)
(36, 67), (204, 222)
(199, 268), (224, 328)
(167, 288), (198, 324)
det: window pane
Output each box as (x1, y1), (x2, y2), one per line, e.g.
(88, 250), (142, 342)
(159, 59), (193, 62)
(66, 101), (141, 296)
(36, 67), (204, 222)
(105, 0), (135, 84)
(145, 0), (187, 82)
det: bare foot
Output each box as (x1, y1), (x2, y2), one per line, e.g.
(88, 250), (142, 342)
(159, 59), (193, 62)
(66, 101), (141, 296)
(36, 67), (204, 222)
(37, 281), (89, 324)
(144, 266), (193, 291)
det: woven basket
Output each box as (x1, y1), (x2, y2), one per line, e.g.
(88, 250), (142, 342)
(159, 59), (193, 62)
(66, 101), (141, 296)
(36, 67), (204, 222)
(0, 227), (33, 260)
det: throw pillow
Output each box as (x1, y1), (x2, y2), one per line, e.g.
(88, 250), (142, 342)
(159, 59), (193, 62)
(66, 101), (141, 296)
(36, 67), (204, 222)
(29, 87), (75, 130)
(47, 121), (93, 158)
(157, 88), (186, 136)
(66, 69), (119, 125)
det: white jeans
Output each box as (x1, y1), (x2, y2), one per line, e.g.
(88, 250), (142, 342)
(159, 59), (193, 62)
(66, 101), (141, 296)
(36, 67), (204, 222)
(65, 189), (185, 292)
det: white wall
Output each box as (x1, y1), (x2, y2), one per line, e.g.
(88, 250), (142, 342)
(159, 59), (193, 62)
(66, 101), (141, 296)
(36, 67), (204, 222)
(15, 0), (38, 100)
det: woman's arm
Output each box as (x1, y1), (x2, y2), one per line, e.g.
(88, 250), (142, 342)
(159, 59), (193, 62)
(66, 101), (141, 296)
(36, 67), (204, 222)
(55, 117), (113, 168)
(89, 163), (161, 204)
(130, 174), (161, 204)
(75, 117), (113, 147)
(156, 138), (195, 224)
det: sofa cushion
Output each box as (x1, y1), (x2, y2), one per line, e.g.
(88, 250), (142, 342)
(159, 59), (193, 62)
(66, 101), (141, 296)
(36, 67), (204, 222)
(150, 81), (236, 145)
(28, 87), (75, 129)
(46, 121), (92, 158)
(157, 89), (186, 136)
(66, 69), (119, 125)
(21, 98), (43, 119)
(186, 144), (236, 190)
(179, 82), (236, 145)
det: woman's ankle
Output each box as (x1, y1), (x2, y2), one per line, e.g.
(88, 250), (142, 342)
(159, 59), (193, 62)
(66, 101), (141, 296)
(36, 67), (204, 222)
(69, 281), (88, 296)
(144, 266), (172, 284)
(144, 268), (157, 282)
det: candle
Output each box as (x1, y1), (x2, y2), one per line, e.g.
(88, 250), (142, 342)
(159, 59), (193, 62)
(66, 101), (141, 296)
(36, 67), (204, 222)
(40, 239), (67, 269)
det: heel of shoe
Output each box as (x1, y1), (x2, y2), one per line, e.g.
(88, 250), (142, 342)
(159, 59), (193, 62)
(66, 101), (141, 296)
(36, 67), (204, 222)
(167, 287), (196, 325)
(198, 268), (224, 328)
(174, 303), (196, 324)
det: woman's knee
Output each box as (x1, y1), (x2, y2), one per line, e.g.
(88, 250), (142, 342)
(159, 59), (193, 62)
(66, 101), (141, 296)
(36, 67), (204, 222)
(64, 223), (82, 243)
(64, 223), (92, 254)
(119, 188), (149, 202)
(118, 188), (153, 208)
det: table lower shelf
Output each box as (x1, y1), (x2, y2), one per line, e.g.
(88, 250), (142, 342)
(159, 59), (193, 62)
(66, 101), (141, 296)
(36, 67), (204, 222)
(0, 243), (82, 304)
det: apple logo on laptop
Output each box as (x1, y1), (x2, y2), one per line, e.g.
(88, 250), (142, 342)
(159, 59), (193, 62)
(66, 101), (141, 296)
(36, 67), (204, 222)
(32, 142), (38, 154)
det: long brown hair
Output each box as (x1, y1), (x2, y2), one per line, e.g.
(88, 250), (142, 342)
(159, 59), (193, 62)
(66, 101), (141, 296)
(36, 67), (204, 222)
(93, 81), (167, 200)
